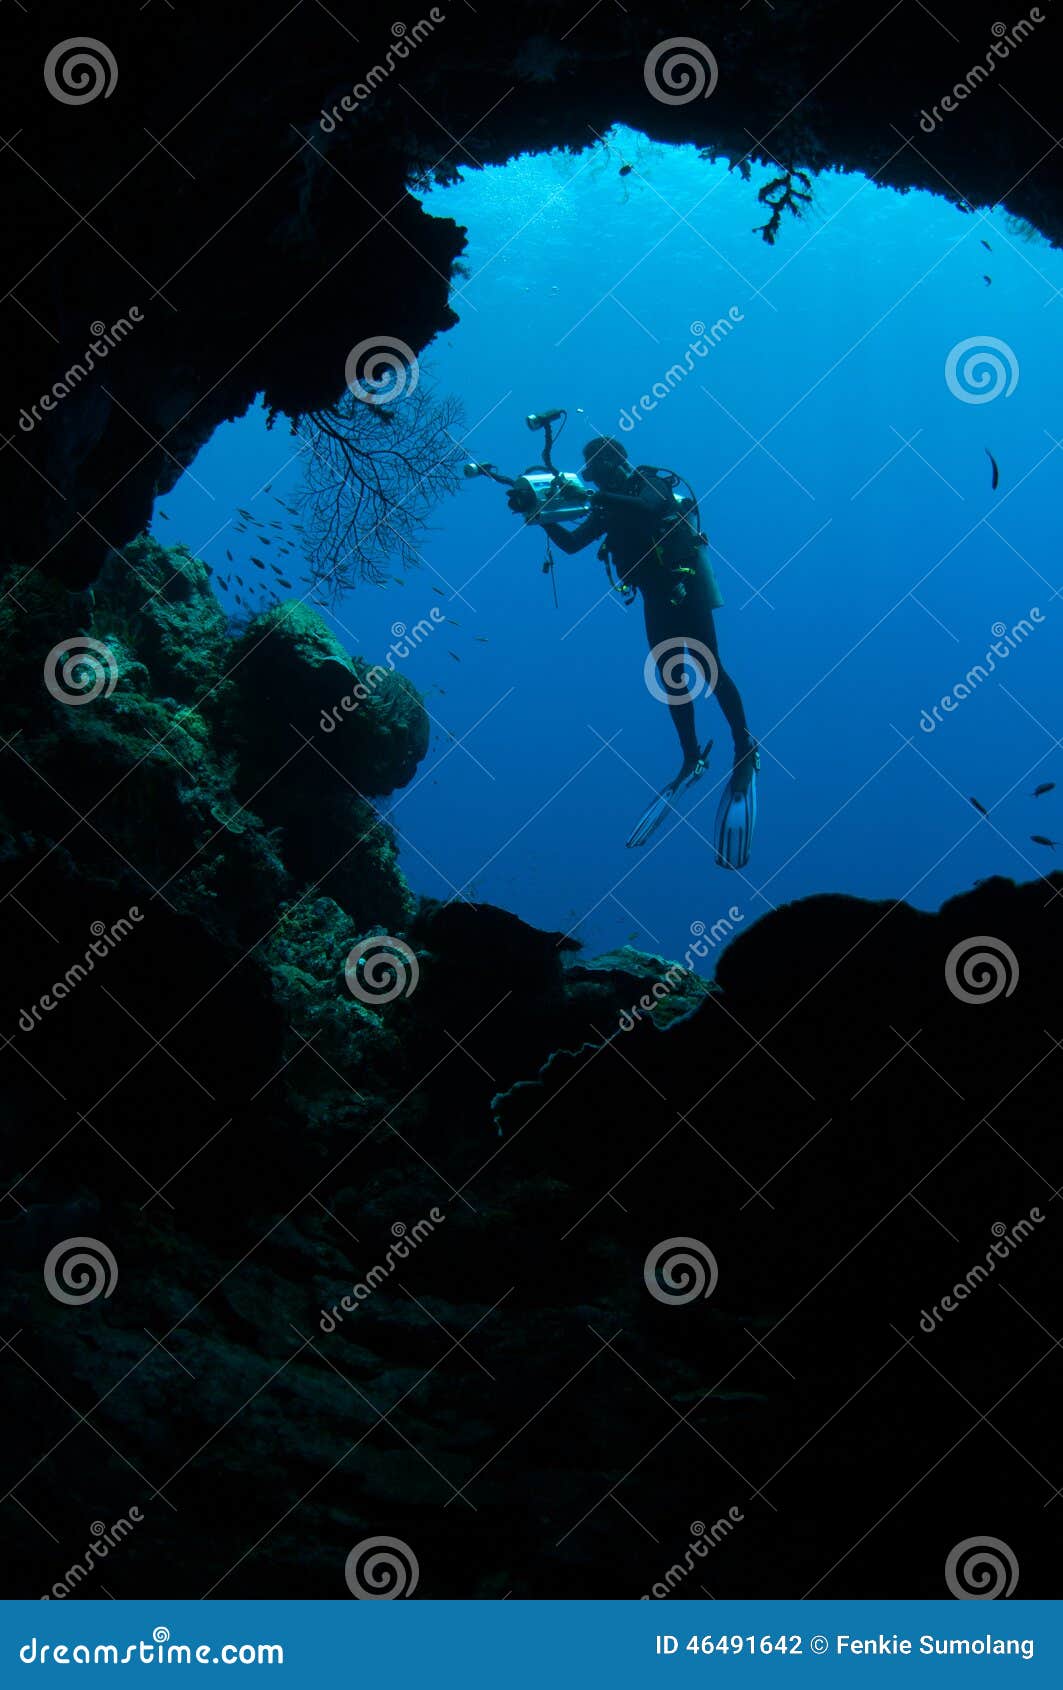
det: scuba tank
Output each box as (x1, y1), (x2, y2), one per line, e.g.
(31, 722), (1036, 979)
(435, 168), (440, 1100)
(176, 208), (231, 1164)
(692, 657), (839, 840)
(601, 465), (724, 610)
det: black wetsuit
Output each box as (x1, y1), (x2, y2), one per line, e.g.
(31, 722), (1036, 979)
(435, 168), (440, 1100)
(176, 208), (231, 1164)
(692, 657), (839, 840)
(544, 472), (749, 764)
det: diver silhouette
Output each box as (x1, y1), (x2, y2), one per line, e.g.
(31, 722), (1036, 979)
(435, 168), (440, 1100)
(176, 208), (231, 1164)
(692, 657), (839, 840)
(518, 434), (757, 864)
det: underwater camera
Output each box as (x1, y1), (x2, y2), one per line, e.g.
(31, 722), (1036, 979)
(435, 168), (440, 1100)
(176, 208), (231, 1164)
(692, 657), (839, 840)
(463, 408), (591, 527)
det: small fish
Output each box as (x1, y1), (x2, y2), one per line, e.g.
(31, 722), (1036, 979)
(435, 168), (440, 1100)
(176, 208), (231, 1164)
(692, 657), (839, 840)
(1031, 782), (1056, 798)
(235, 574), (244, 586)
(981, 238), (992, 251)
(264, 482), (272, 492)
(225, 548), (233, 561)
(277, 578), (293, 588)
(237, 508), (251, 519)
(983, 275), (992, 287)
(270, 562), (284, 575)
(448, 650), (461, 663)
(985, 448), (1000, 490)
(234, 525), (247, 534)
(430, 585), (445, 596)
(969, 796), (989, 817)
(1031, 834), (1058, 849)
(158, 509), (170, 520)
(259, 536), (271, 544)
(251, 557), (266, 569)
(619, 163), (632, 177)
(235, 594), (244, 605)
(474, 636), (489, 644)
(446, 617), (460, 626)
(269, 521), (283, 529)
(218, 576), (229, 590)
(205, 564), (213, 576)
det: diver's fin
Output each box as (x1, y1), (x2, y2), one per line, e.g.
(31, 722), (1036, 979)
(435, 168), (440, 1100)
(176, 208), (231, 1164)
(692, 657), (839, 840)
(626, 741), (713, 849)
(714, 742), (759, 870)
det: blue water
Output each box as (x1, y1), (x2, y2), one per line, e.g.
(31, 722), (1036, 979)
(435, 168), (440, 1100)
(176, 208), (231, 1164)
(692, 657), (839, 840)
(157, 130), (1063, 970)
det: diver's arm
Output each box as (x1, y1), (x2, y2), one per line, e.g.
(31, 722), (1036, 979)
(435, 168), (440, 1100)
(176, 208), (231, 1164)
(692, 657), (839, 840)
(588, 483), (668, 518)
(541, 511), (606, 554)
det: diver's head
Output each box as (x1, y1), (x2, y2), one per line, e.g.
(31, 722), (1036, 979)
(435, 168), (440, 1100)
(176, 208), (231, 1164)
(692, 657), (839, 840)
(582, 435), (631, 492)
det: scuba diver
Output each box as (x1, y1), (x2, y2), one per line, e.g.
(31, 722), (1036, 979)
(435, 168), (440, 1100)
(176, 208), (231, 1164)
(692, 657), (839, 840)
(512, 433), (758, 866)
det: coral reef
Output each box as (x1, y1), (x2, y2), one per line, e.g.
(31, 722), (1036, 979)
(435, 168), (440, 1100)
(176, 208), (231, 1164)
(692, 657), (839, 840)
(2, 0), (1062, 1602)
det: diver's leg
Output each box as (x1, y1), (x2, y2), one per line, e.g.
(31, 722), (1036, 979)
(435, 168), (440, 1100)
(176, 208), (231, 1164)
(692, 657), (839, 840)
(643, 596), (701, 776)
(695, 610), (750, 758)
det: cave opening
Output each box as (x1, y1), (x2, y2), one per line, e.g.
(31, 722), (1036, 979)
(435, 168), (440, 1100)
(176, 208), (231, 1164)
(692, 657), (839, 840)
(157, 128), (1063, 967)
